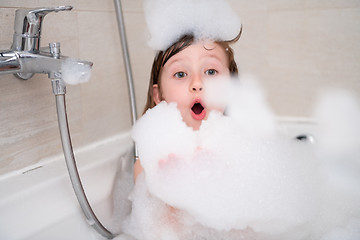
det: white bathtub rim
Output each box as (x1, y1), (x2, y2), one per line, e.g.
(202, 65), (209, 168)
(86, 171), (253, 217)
(0, 131), (132, 181)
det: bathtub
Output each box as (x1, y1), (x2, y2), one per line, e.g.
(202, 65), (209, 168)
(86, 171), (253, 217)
(0, 119), (316, 240)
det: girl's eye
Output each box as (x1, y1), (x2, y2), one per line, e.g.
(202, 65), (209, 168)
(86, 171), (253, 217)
(205, 69), (217, 76)
(174, 72), (187, 78)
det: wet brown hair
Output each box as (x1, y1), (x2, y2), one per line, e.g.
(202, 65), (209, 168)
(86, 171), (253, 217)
(143, 29), (242, 114)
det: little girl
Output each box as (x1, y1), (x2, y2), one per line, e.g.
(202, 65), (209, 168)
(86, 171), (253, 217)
(133, 32), (241, 181)
(123, 1), (244, 238)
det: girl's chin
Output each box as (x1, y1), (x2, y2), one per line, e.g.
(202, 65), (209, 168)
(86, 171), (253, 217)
(182, 111), (210, 131)
(184, 118), (203, 131)
(192, 124), (201, 131)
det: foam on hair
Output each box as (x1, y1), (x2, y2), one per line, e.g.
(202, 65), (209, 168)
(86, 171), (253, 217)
(143, 0), (241, 51)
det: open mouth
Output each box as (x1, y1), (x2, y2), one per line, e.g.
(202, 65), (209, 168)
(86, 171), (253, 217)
(191, 101), (206, 120)
(192, 103), (204, 115)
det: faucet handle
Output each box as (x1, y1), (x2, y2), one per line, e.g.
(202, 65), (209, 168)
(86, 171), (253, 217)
(14, 6), (73, 38)
(28, 6), (73, 17)
(12, 6), (73, 52)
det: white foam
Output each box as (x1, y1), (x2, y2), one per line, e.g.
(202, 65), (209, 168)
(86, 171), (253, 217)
(61, 58), (92, 85)
(122, 77), (360, 239)
(312, 90), (360, 232)
(143, 0), (241, 50)
(204, 76), (276, 135)
(314, 89), (360, 155)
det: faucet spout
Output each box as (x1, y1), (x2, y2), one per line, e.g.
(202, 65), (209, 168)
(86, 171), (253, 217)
(0, 46), (93, 81)
(18, 49), (92, 75)
(0, 51), (21, 74)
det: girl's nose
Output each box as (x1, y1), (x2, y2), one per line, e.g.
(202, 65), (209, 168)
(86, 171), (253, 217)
(191, 86), (203, 92)
(190, 75), (203, 92)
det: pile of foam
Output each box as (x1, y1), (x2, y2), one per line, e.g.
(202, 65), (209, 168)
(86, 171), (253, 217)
(119, 76), (360, 240)
(61, 58), (92, 85)
(143, 0), (241, 51)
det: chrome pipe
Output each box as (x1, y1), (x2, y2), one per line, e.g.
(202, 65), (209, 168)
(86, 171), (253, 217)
(52, 79), (115, 239)
(113, 0), (139, 160)
(0, 51), (21, 74)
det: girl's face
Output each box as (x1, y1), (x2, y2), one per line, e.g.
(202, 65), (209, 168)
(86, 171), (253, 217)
(153, 42), (230, 130)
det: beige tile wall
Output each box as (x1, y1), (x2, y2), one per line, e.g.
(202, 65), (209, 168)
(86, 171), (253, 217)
(230, 0), (360, 116)
(0, 0), (359, 176)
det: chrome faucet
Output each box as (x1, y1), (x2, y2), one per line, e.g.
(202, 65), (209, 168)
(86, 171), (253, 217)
(0, 6), (92, 80)
(0, 6), (112, 239)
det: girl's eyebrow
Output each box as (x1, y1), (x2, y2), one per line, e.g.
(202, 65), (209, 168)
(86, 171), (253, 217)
(164, 56), (190, 69)
(166, 58), (181, 66)
(166, 53), (191, 64)
(165, 49), (227, 68)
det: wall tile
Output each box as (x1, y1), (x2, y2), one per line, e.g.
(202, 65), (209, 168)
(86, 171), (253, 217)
(76, 0), (143, 12)
(266, 8), (360, 116)
(0, 74), (64, 174)
(269, 0), (360, 11)
(228, 0), (268, 11)
(77, 10), (132, 144)
(0, 1), (74, 8)
(122, 11), (154, 116)
(0, 8), (15, 49)
(233, 9), (269, 80)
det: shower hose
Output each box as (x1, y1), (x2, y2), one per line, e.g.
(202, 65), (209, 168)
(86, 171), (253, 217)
(50, 1), (137, 238)
(52, 79), (116, 239)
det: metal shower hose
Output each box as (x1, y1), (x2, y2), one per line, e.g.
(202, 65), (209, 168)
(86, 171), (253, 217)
(52, 0), (137, 238)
